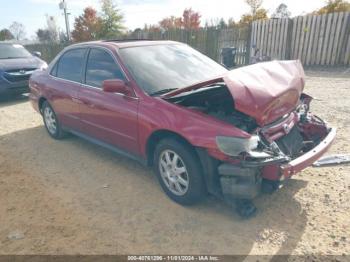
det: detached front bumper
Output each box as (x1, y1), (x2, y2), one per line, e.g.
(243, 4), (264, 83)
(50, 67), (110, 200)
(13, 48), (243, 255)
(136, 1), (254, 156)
(280, 127), (336, 178)
(217, 127), (336, 200)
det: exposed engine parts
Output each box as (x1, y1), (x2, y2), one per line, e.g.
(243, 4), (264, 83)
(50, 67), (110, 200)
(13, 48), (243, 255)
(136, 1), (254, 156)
(165, 84), (258, 133)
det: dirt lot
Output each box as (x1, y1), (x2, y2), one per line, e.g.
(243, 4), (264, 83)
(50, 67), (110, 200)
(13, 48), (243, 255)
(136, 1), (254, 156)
(0, 68), (349, 257)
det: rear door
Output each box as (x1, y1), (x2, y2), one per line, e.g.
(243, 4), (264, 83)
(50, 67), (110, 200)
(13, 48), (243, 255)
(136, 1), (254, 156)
(48, 48), (87, 131)
(78, 47), (139, 155)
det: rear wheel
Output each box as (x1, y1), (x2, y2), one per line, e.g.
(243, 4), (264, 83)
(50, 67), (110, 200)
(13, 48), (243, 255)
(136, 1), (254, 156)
(154, 138), (206, 205)
(42, 101), (66, 139)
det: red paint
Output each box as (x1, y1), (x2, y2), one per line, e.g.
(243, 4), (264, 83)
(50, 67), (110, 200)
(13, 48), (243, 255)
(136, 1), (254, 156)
(102, 79), (133, 96)
(260, 112), (299, 143)
(166, 60), (305, 127)
(280, 128), (336, 178)
(29, 41), (335, 184)
(261, 164), (280, 180)
(29, 41), (250, 159)
(223, 60), (305, 126)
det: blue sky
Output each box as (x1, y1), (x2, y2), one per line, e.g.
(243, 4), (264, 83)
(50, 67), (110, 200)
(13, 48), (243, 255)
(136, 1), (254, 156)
(1, 0), (327, 39)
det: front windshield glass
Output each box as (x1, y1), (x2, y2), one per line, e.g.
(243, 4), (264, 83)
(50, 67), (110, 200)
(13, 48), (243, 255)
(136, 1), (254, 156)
(0, 44), (32, 59)
(118, 44), (227, 95)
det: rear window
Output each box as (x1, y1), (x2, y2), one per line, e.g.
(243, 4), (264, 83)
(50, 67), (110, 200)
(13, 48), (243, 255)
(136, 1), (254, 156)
(56, 48), (86, 82)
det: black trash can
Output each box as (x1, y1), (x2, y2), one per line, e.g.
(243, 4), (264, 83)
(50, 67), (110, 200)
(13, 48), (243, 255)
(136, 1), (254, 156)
(221, 47), (237, 69)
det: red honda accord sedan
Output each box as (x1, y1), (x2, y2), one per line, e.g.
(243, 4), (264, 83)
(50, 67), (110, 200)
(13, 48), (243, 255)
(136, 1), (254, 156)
(29, 40), (336, 217)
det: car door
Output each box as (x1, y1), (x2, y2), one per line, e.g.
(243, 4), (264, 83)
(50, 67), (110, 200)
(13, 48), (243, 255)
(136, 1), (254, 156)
(78, 47), (139, 155)
(48, 48), (87, 131)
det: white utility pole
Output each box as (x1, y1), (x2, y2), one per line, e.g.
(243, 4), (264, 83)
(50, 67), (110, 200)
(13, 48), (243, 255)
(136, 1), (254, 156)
(59, 0), (70, 41)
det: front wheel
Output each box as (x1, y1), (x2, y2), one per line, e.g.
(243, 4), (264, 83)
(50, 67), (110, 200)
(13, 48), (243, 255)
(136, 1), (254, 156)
(153, 138), (206, 205)
(42, 101), (66, 139)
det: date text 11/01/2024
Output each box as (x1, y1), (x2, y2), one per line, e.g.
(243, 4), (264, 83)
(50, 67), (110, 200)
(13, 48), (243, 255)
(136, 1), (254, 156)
(127, 255), (219, 261)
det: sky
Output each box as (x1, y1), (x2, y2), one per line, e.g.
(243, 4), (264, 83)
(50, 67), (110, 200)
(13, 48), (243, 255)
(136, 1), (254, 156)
(0, 0), (328, 39)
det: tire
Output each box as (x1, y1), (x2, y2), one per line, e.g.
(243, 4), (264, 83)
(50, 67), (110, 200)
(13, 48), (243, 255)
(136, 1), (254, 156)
(42, 101), (66, 139)
(153, 138), (206, 205)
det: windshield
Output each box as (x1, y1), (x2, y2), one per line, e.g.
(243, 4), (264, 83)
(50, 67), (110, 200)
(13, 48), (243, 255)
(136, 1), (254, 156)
(118, 44), (227, 95)
(0, 44), (32, 59)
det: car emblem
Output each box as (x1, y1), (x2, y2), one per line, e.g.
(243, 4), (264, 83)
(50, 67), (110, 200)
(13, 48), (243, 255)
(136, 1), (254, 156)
(19, 70), (26, 74)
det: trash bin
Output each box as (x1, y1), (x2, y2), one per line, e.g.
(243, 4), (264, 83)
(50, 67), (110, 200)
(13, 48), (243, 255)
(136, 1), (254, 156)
(221, 47), (237, 68)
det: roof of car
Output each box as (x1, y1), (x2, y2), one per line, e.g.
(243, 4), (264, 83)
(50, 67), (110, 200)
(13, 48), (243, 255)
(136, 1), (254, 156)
(70, 40), (180, 49)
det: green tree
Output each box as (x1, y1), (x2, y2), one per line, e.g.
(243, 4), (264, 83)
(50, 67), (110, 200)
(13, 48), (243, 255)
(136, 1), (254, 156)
(227, 18), (236, 28)
(245, 0), (263, 16)
(0, 29), (14, 41)
(239, 8), (268, 25)
(316, 0), (350, 14)
(238, 0), (268, 25)
(272, 3), (291, 18)
(100, 0), (124, 39)
(36, 29), (51, 42)
(218, 18), (227, 29)
(36, 15), (59, 43)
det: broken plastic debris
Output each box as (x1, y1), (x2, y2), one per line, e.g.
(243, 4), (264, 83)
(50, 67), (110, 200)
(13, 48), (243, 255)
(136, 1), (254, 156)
(7, 230), (25, 240)
(313, 154), (350, 167)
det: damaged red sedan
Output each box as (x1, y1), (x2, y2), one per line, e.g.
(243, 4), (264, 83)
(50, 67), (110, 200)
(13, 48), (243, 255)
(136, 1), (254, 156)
(29, 40), (336, 217)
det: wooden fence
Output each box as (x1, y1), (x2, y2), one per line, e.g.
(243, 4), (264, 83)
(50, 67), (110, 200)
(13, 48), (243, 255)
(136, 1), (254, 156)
(23, 12), (350, 67)
(128, 26), (250, 66)
(251, 12), (350, 65)
(217, 27), (250, 65)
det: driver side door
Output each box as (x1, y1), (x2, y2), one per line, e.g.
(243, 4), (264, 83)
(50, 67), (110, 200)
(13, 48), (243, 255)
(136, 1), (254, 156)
(78, 47), (139, 155)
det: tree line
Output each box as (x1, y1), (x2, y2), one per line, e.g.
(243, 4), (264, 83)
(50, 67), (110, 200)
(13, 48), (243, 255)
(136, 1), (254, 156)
(0, 0), (349, 42)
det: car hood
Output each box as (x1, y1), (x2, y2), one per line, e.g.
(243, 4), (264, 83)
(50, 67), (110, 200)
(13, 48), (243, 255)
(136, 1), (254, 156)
(223, 60), (305, 126)
(165, 60), (305, 126)
(0, 57), (44, 71)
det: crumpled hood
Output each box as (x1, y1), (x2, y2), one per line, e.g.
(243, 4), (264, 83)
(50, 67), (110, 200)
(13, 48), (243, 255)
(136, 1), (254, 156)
(0, 57), (44, 71)
(223, 60), (305, 126)
(164, 60), (305, 127)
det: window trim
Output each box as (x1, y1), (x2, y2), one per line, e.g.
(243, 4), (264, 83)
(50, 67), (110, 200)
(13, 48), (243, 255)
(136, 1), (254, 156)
(83, 47), (126, 89)
(49, 47), (88, 84)
(48, 45), (137, 98)
(50, 61), (58, 77)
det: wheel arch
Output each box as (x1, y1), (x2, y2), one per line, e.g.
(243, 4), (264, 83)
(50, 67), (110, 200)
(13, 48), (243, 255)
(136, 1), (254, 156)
(38, 96), (47, 114)
(146, 129), (223, 198)
(145, 129), (197, 167)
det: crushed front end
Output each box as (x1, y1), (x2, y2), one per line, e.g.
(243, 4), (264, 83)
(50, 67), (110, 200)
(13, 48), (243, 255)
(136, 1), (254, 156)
(216, 93), (336, 202)
(164, 60), (336, 215)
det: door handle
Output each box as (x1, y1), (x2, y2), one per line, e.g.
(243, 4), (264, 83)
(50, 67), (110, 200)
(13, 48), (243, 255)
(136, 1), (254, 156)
(73, 97), (97, 109)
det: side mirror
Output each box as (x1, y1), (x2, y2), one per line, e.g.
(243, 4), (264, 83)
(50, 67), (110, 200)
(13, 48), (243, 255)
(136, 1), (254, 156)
(102, 79), (132, 96)
(33, 51), (42, 58)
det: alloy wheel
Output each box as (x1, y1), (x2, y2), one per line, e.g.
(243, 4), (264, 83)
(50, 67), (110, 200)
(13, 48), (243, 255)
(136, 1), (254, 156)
(158, 150), (189, 196)
(44, 106), (57, 135)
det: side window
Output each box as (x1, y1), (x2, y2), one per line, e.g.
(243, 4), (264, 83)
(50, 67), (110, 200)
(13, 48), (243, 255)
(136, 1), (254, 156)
(85, 48), (125, 88)
(56, 48), (86, 82)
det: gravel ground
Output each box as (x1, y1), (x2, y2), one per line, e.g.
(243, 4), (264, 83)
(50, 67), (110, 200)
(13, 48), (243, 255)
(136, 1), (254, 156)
(0, 69), (349, 258)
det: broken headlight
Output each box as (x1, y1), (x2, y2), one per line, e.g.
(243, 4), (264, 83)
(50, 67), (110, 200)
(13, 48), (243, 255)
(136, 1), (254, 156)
(216, 135), (259, 156)
(216, 135), (272, 158)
